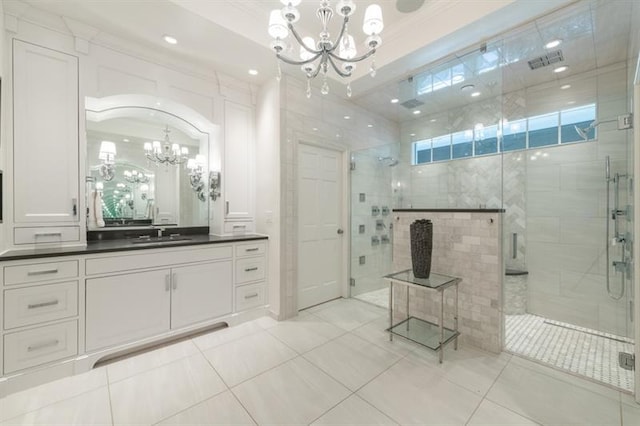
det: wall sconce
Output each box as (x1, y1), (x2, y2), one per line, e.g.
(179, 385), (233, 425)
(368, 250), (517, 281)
(99, 141), (116, 181)
(140, 183), (149, 200)
(209, 171), (221, 201)
(186, 154), (207, 202)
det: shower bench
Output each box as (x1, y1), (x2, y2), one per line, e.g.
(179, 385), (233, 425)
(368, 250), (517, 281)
(384, 270), (461, 363)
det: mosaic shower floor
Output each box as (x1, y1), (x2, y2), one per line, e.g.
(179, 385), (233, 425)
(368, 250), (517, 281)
(505, 313), (634, 392)
(353, 287), (389, 309)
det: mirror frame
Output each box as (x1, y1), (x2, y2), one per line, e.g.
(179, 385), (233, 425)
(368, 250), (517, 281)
(85, 95), (221, 232)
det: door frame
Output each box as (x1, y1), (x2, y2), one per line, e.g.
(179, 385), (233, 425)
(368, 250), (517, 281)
(633, 56), (640, 402)
(296, 140), (350, 309)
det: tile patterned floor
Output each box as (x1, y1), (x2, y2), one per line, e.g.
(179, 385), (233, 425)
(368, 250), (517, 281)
(505, 313), (635, 392)
(1, 298), (639, 425)
(354, 287), (389, 309)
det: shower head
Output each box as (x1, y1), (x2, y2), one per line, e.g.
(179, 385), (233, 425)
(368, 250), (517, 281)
(574, 120), (599, 141)
(378, 156), (399, 167)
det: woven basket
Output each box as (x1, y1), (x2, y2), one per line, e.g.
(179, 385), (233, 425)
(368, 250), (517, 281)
(410, 219), (433, 278)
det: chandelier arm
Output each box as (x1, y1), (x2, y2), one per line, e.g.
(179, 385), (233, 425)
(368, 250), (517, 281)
(327, 16), (350, 54)
(329, 48), (377, 64)
(277, 52), (322, 66)
(308, 59), (323, 78)
(287, 23), (323, 55)
(327, 55), (352, 78)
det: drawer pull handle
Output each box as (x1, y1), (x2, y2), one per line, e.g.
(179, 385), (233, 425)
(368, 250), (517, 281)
(233, 225), (245, 229)
(28, 300), (60, 309)
(244, 293), (259, 299)
(244, 267), (259, 272)
(27, 269), (59, 276)
(35, 232), (63, 237)
(245, 248), (259, 252)
(27, 339), (60, 352)
(172, 273), (178, 290)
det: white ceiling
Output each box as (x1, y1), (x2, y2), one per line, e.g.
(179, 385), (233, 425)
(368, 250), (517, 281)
(7, 0), (615, 117)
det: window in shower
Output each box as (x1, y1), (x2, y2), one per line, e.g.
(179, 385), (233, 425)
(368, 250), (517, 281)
(528, 112), (559, 147)
(432, 135), (451, 162)
(475, 124), (498, 155)
(502, 119), (527, 151)
(452, 130), (473, 159)
(414, 139), (432, 163)
(561, 103), (596, 143)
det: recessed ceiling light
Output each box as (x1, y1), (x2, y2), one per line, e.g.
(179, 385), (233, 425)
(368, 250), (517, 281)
(545, 39), (562, 49)
(560, 84), (571, 90)
(430, 118), (437, 122)
(413, 110), (421, 115)
(460, 84), (475, 91)
(344, 115), (351, 120)
(163, 35), (178, 45)
(390, 98), (399, 104)
(367, 124), (373, 128)
(123, 138), (129, 142)
(248, 69), (259, 76)
(312, 127), (318, 131)
(410, 133), (416, 136)
(554, 66), (568, 73)
(567, 100), (576, 105)
(471, 91), (481, 97)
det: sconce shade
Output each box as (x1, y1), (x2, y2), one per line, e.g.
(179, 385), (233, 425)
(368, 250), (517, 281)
(363, 4), (383, 35)
(99, 141), (116, 162)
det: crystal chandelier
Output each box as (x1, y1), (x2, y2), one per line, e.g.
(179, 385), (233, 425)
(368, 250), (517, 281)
(268, 0), (384, 98)
(123, 169), (150, 184)
(143, 125), (189, 166)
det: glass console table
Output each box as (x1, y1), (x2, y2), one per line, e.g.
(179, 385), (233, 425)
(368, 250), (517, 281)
(383, 270), (461, 363)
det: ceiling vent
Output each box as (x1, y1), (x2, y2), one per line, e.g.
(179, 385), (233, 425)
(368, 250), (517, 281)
(401, 98), (425, 109)
(528, 50), (564, 70)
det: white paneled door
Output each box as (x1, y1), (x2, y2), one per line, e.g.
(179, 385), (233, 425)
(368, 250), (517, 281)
(298, 144), (344, 309)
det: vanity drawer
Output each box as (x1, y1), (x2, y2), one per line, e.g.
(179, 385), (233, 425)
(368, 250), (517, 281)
(86, 245), (233, 275)
(4, 281), (78, 330)
(235, 257), (266, 284)
(235, 282), (265, 312)
(14, 226), (80, 245)
(235, 242), (266, 258)
(224, 221), (255, 235)
(4, 260), (79, 286)
(4, 320), (78, 374)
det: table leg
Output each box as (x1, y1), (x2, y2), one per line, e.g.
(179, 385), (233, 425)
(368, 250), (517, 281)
(454, 283), (459, 351)
(439, 288), (444, 363)
(406, 285), (410, 332)
(389, 282), (393, 342)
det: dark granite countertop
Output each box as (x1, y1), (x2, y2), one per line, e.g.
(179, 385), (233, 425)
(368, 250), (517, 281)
(393, 208), (505, 213)
(0, 234), (268, 262)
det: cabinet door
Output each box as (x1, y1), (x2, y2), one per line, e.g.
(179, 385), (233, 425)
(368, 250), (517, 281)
(224, 101), (254, 221)
(86, 269), (171, 351)
(13, 40), (79, 224)
(170, 261), (232, 329)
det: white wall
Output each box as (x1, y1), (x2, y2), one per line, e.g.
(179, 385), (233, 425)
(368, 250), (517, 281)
(256, 78), (281, 318)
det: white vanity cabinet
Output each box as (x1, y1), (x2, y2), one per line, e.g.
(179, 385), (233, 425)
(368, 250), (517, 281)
(224, 101), (255, 227)
(11, 40), (80, 238)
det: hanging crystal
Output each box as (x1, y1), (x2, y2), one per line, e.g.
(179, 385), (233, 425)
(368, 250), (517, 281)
(346, 81), (352, 98)
(276, 61), (282, 82)
(321, 76), (330, 95)
(306, 78), (312, 99)
(369, 54), (377, 78)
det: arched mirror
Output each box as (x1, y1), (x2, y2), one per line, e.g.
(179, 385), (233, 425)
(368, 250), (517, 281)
(85, 96), (217, 230)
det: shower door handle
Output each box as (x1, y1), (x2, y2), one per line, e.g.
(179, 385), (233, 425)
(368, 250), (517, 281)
(337, 229), (344, 235)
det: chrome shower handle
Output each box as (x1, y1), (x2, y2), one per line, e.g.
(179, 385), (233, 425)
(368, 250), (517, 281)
(605, 155), (610, 181)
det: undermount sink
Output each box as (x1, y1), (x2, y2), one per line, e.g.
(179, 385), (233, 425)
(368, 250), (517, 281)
(130, 236), (193, 245)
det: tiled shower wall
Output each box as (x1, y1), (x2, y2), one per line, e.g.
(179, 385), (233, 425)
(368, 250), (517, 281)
(393, 211), (503, 353)
(350, 146), (397, 297)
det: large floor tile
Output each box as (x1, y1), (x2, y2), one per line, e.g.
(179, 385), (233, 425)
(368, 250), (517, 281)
(351, 316), (416, 357)
(0, 368), (107, 422)
(311, 298), (386, 331)
(158, 390), (255, 425)
(267, 313), (346, 354)
(1, 386), (111, 426)
(467, 399), (539, 425)
(109, 353), (226, 425)
(232, 357), (351, 425)
(107, 339), (199, 383)
(406, 344), (510, 395)
(311, 394), (398, 425)
(192, 321), (264, 351)
(357, 357), (482, 425)
(304, 333), (402, 391)
(486, 361), (621, 425)
(202, 331), (297, 386)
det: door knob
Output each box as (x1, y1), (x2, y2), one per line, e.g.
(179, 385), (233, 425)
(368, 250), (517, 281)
(337, 229), (344, 235)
